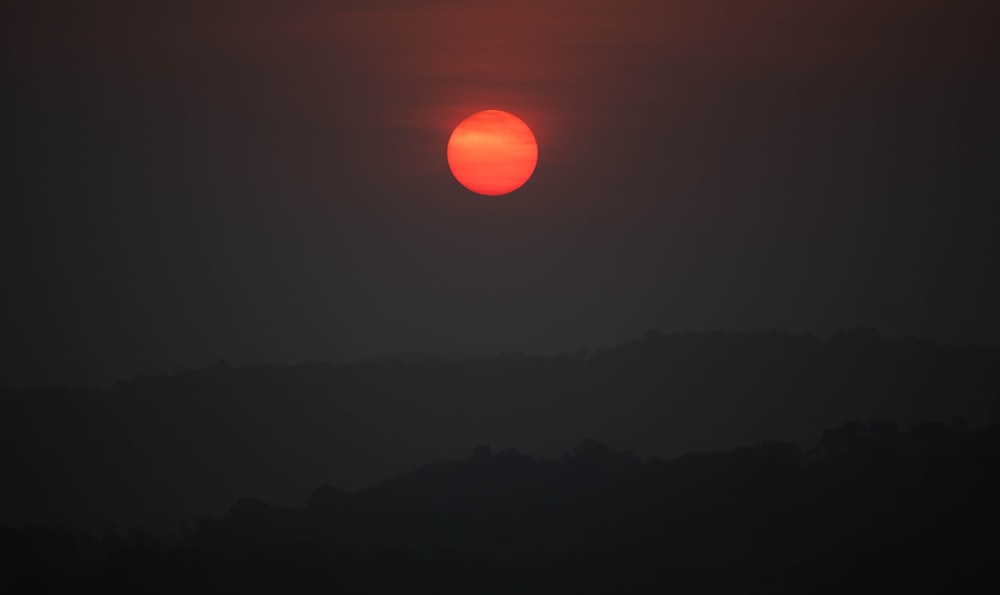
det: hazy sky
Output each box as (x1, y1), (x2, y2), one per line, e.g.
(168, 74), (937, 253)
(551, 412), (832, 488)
(6, 0), (1000, 385)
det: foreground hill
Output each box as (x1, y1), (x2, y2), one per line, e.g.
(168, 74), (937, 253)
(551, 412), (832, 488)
(2, 328), (998, 531)
(3, 420), (998, 594)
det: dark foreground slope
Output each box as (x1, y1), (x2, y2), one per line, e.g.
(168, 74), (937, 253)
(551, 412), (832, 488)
(2, 329), (998, 531)
(3, 420), (998, 594)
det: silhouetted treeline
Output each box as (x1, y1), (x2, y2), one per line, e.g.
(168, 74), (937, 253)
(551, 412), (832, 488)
(1, 329), (998, 532)
(2, 419), (998, 594)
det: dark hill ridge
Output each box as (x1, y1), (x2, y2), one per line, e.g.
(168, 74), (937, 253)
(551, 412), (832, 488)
(1, 328), (998, 532)
(3, 421), (998, 594)
(200, 421), (996, 559)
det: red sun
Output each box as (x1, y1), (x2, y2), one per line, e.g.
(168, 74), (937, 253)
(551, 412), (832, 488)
(447, 110), (538, 196)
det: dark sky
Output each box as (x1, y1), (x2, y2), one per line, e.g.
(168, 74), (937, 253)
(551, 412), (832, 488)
(6, 0), (1000, 386)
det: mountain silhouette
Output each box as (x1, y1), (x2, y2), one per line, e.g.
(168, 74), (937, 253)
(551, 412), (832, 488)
(1, 329), (997, 533)
(3, 420), (998, 593)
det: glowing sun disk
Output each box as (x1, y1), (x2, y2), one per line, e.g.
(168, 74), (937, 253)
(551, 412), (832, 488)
(447, 110), (538, 196)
